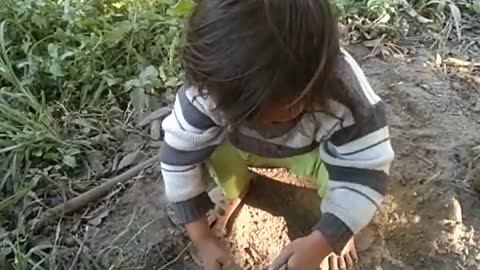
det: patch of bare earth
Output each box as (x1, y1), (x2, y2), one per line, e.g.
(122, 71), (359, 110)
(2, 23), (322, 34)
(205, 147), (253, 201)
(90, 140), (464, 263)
(93, 44), (480, 270)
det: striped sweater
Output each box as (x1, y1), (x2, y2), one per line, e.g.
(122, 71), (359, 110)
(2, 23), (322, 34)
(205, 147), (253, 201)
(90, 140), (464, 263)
(159, 49), (395, 253)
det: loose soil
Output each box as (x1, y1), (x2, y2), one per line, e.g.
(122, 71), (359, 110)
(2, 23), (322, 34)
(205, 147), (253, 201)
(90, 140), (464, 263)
(90, 44), (480, 270)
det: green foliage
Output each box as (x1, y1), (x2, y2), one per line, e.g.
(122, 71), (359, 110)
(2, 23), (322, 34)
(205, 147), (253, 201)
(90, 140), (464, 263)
(336, 0), (403, 42)
(0, 0), (192, 210)
(337, 0), (398, 19)
(0, 1), (195, 267)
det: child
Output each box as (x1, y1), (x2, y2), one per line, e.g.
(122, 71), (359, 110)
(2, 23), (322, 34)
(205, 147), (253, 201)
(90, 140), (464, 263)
(159, 0), (395, 269)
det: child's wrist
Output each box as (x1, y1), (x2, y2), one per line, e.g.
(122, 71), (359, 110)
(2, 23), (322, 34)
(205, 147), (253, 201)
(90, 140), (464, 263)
(308, 230), (333, 255)
(185, 216), (213, 243)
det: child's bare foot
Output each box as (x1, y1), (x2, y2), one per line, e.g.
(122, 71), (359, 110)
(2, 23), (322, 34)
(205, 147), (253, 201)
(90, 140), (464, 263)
(320, 238), (358, 270)
(207, 186), (249, 237)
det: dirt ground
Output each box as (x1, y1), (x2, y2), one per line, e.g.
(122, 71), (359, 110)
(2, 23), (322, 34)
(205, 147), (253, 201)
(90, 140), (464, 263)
(89, 43), (480, 270)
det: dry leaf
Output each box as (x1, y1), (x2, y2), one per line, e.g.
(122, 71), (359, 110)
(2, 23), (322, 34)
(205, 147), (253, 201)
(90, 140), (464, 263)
(447, 197), (463, 223)
(444, 57), (480, 68)
(136, 106), (171, 128)
(150, 120), (161, 140)
(88, 208), (110, 226)
(118, 150), (145, 170)
(474, 0), (480, 14)
(448, 3), (462, 41)
(363, 37), (384, 48)
(436, 53), (443, 67)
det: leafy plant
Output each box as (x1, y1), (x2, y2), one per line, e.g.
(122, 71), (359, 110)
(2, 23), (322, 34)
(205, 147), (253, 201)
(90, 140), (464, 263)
(0, 0), (195, 267)
(0, 0), (192, 198)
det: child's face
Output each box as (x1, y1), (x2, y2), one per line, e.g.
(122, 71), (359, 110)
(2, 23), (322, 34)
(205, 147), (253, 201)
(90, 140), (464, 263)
(249, 97), (306, 128)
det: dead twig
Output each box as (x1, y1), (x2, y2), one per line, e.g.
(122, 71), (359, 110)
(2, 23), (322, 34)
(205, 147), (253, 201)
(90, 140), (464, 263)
(415, 154), (435, 169)
(32, 154), (160, 233)
(423, 170), (442, 185)
(451, 180), (479, 196)
(157, 241), (192, 270)
(68, 228), (89, 270)
(444, 57), (480, 68)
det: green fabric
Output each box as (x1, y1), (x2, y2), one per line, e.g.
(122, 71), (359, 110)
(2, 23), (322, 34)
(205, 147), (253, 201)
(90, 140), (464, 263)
(207, 142), (329, 199)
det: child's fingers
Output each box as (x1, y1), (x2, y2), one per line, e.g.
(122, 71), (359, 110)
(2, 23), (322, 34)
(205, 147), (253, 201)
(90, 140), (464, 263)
(328, 255), (339, 270)
(268, 247), (293, 270)
(344, 253), (354, 269)
(350, 247), (359, 263)
(320, 256), (330, 270)
(337, 256), (347, 270)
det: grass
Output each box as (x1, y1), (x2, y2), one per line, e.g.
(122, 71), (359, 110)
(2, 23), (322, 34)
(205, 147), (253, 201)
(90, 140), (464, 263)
(0, 0), (194, 268)
(0, 0), (478, 269)
(0, 0), (191, 208)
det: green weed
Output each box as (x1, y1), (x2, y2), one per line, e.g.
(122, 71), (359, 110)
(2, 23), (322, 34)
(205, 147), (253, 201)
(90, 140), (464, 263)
(0, 0), (195, 268)
(0, 0), (192, 206)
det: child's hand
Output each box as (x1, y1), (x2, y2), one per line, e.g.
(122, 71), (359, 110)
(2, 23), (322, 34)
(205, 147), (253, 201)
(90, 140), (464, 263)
(197, 236), (240, 270)
(269, 231), (332, 270)
(186, 217), (240, 270)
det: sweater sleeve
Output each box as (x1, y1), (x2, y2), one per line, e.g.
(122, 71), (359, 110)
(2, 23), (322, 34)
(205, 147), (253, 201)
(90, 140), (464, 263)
(313, 50), (395, 254)
(159, 85), (226, 224)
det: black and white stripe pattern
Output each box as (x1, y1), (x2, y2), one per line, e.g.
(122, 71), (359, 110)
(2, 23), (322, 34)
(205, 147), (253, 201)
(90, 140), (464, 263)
(159, 49), (395, 248)
(160, 87), (225, 204)
(314, 50), (394, 254)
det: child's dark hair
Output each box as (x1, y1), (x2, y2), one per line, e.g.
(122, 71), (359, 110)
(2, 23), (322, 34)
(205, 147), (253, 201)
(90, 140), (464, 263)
(183, 0), (340, 125)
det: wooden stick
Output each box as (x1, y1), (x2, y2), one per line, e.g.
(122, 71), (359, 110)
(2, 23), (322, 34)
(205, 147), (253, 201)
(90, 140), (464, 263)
(157, 242), (192, 270)
(33, 155), (160, 233)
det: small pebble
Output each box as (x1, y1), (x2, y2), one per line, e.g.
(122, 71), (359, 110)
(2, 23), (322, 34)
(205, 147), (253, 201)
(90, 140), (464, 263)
(476, 252), (480, 261)
(412, 215), (420, 223)
(419, 83), (431, 91)
(63, 236), (76, 247)
(452, 81), (462, 90)
(473, 99), (480, 113)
